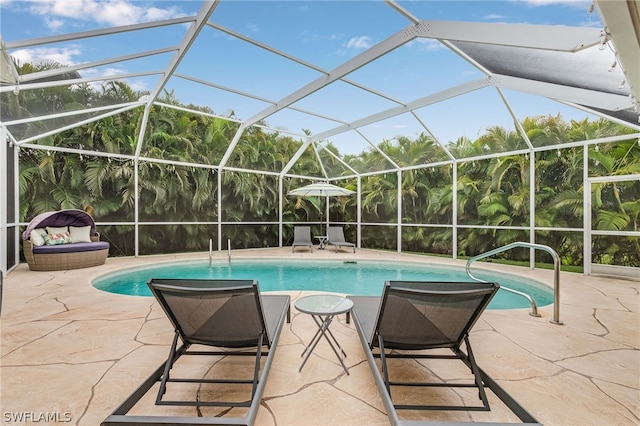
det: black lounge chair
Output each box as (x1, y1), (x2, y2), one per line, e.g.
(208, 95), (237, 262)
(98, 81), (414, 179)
(292, 225), (313, 252)
(327, 226), (355, 253)
(348, 281), (540, 425)
(102, 279), (290, 426)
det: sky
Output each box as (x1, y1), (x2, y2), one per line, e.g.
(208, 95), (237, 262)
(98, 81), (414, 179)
(0, 0), (610, 155)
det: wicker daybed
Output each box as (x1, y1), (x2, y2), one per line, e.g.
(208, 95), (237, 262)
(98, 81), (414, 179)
(22, 209), (110, 271)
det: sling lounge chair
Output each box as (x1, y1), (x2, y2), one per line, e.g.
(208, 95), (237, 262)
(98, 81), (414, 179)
(292, 225), (313, 252)
(326, 226), (355, 253)
(349, 281), (540, 425)
(102, 279), (290, 426)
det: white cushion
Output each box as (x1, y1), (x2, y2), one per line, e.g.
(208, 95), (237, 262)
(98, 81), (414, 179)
(69, 225), (92, 243)
(30, 228), (47, 246)
(46, 226), (69, 235)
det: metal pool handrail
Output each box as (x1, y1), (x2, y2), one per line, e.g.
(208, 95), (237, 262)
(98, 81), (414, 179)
(208, 238), (231, 265)
(466, 242), (563, 325)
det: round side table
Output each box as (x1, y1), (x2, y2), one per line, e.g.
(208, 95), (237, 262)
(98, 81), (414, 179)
(295, 294), (353, 374)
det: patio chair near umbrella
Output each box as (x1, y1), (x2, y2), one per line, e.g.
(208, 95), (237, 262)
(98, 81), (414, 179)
(287, 182), (355, 237)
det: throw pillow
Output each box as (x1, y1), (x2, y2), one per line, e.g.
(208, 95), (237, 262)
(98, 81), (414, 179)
(43, 232), (73, 246)
(30, 228), (47, 246)
(46, 226), (69, 235)
(69, 225), (92, 243)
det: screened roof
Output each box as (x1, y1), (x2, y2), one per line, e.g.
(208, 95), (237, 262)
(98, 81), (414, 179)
(1, 0), (639, 179)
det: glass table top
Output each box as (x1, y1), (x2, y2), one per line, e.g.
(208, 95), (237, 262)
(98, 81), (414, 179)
(294, 294), (353, 315)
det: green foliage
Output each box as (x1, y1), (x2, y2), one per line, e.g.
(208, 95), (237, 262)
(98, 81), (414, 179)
(16, 76), (640, 266)
(595, 210), (630, 231)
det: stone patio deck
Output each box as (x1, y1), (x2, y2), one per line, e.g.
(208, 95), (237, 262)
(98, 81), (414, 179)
(1, 248), (638, 425)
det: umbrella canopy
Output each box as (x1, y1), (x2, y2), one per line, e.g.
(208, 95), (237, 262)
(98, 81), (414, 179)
(287, 182), (355, 197)
(288, 182), (355, 236)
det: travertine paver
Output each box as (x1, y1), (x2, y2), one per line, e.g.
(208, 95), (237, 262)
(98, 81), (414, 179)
(1, 248), (638, 425)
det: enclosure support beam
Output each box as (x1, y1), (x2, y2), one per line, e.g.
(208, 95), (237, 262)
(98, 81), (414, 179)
(357, 176), (362, 249)
(397, 171), (402, 253)
(530, 149), (536, 269)
(452, 163), (458, 260)
(243, 23), (422, 130)
(0, 127), (7, 276)
(584, 147), (592, 275)
(279, 178), (284, 248)
(217, 171), (223, 252)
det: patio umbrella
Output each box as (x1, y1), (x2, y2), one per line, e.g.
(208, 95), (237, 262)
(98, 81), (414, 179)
(287, 182), (355, 234)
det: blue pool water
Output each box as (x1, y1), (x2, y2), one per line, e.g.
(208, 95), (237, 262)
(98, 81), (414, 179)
(92, 259), (554, 310)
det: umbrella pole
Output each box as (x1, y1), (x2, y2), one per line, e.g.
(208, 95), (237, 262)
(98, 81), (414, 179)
(325, 195), (329, 236)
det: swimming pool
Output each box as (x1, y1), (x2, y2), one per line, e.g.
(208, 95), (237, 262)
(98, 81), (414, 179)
(92, 259), (554, 310)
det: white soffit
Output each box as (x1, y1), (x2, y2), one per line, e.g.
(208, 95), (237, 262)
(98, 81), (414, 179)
(414, 20), (601, 52)
(597, 0), (640, 104)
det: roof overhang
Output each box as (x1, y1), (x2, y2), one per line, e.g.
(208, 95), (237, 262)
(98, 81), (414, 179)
(0, 37), (18, 85)
(597, 0), (640, 114)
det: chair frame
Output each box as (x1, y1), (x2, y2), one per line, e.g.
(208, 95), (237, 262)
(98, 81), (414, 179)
(349, 281), (541, 425)
(326, 226), (355, 253)
(292, 225), (313, 252)
(102, 279), (290, 426)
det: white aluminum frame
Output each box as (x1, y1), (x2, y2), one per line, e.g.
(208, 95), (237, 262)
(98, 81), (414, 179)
(1, 0), (639, 276)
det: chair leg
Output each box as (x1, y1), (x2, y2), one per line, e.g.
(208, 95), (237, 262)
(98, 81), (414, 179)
(377, 336), (491, 412)
(156, 331), (181, 403)
(250, 333), (264, 400)
(154, 337), (266, 407)
(378, 335), (392, 398)
(463, 336), (490, 409)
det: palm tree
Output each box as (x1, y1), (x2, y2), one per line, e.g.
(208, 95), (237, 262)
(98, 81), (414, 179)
(15, 71), (639, 265)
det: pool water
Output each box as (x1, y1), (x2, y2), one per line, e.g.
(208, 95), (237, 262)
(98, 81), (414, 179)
(93, 259), (554, 310)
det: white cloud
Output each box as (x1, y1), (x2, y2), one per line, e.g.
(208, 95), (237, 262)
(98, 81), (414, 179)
(28, 0), (99, 21)
(346, 36), (373, 50)
(82, 66), (125, 78)
(408, 38), (444, 52)
(301, 30), (344, 44)
(142, 4), (182, 22)
(483, 13), (506, 20)
(578, 19), (602, 28)
(11, 46), (82, 66)
(82, 66), (150, 92)
(517, 0), (590, 7)
(26, 0), (184, 28)
(63, 65), (149, 94)
(44, 17), (65, 31)
(11, 45), (150, 93)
